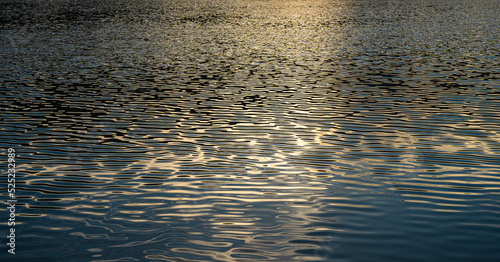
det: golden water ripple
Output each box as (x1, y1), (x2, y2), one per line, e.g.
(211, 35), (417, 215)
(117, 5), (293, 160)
(1, 0), (500, 261)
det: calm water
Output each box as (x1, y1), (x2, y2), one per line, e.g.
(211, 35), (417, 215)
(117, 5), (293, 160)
(1, 0), (500, 261)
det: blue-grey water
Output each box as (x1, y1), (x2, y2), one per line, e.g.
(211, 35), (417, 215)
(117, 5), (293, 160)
(1, 0), (500, 261)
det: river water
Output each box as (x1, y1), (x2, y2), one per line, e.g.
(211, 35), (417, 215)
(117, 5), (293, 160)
(1, 0), (500, 261)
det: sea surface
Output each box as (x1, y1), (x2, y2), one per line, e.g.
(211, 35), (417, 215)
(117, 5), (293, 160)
(1, 0), (500, 261)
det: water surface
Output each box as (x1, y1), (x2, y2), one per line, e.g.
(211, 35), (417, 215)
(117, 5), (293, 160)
(1, 0), (500, 261)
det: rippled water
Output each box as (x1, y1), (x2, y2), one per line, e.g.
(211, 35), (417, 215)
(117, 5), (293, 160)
(1, 0), (500, 261)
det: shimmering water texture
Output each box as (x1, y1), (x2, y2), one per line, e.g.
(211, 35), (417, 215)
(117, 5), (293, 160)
(1, 0), (500, 261)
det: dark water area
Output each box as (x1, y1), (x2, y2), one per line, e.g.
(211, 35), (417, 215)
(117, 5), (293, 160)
(1, 0), (500, 261)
